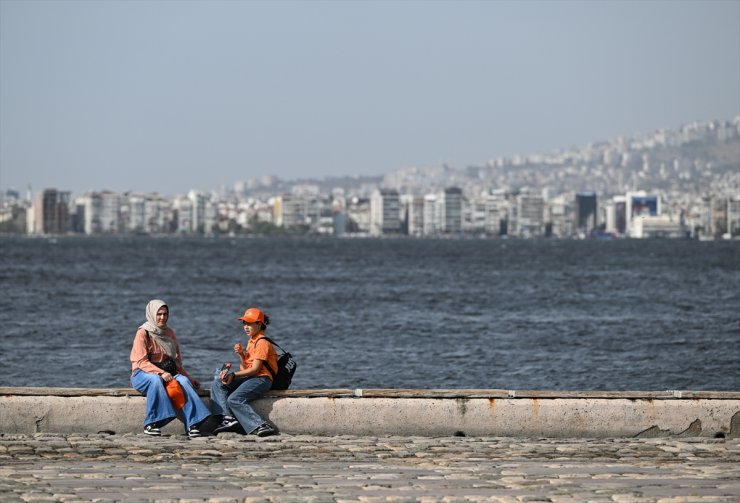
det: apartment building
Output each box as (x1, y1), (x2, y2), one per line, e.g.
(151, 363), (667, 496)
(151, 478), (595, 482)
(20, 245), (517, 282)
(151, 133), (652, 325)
(370, 188), (401, 235)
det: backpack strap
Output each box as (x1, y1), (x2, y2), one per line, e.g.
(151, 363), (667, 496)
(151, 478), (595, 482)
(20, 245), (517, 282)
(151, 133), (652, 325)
(253, 337), (278, 378)
(259, 336), (287, 354)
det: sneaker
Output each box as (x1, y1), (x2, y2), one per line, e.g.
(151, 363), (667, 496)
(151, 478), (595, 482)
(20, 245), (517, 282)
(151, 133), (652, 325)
(188, 425), (202, 438)
(144, 424), (161, 436)
(213, 416), (239, 434)
(253, 423), (277, 437)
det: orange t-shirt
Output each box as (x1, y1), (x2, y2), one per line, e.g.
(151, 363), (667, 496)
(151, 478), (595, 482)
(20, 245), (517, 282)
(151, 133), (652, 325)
(239, 336), (278, 381)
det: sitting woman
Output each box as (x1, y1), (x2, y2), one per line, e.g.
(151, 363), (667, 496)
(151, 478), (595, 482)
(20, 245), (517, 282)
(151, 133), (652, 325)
(210, 307), (278, 437)
(130, 299), (211, 438)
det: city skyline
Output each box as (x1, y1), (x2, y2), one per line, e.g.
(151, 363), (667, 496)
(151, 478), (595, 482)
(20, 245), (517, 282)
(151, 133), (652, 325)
(2, 115), (738, 239)
(1, 0), (739, 197)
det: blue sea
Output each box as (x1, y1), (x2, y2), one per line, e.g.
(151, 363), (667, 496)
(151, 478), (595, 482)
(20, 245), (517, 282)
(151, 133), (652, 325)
(0, 235), (738, 391)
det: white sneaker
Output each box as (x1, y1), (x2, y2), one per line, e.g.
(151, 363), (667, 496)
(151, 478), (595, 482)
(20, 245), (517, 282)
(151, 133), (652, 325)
(213, 416), (239, 434)
(144, 424), (161, 436)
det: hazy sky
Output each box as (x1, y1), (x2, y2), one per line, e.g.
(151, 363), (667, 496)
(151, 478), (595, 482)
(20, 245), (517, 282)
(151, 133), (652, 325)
(1, 0), (739, 197)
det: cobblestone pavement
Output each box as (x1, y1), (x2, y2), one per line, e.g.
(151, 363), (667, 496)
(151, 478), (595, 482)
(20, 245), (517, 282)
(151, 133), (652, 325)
(0, 433), (738, 502)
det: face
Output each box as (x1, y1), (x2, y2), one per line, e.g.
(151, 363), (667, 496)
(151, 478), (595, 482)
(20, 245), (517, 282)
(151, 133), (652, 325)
(156, 306), (169, 328)
(242, 320), (261, 337)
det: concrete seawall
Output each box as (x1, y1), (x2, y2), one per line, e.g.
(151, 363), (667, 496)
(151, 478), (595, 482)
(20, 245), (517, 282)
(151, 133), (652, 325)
(2, 387), (739, 438)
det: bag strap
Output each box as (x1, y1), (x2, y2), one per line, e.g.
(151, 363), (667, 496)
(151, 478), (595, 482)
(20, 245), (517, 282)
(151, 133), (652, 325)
(259, 336), (287, 354)
(254, 337), (278, 378)
(145, 330), (178, 374)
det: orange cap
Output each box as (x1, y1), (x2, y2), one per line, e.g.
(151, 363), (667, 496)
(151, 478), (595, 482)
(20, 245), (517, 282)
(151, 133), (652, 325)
(237, 307), (265, 324)
(165, 379), (185, 410)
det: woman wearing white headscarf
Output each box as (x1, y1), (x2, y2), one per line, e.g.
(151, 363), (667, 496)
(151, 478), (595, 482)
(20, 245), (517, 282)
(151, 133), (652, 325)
(130, 299), (210, 438)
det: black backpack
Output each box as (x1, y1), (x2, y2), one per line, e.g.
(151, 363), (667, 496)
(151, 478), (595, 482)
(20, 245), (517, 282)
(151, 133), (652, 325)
(256, 337), (297, 390)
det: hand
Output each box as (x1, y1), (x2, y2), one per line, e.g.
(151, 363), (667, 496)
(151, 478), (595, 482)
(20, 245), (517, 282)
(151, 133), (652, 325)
(221, 372), (235, 385)
(234, 343), (244, 355)
(160, 372), (173, 382)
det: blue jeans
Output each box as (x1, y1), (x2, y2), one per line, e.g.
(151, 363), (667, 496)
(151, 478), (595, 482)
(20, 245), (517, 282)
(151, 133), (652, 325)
(131, 370), (211, 429)
(210, 375), (272, 434)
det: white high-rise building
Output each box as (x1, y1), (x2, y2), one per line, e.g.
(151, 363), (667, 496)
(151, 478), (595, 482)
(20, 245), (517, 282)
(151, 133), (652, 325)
(483, 191), (510, 236)
(188, 190), (207, 233)
(127, 194), (147, 233)
(370, 189), (401, 235)
(516, 192), (545, 237)
(173, 196), (193, 233)
(422, 194), (439, 236)
(99, 192), (121, 234)
(74, 191), (120, 234)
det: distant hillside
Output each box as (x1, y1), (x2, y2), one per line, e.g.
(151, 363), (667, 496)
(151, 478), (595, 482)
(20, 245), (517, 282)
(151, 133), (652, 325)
(381, 128), (740, 198)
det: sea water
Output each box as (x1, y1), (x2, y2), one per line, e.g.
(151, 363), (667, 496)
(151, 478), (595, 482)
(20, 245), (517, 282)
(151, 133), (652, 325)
(0, 235), (738, 391)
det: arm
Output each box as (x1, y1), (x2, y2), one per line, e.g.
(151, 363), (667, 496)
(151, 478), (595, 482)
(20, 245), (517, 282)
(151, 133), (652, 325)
(222, 339), (269, 383)
(231, 359), (265, 379)
(234, 342), (249, 370)
(130, 329), (165, 375)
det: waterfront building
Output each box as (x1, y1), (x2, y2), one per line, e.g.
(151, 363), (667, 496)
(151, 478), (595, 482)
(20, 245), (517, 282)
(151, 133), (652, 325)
(625, 191), (660, 238)
(575, 192), (598, 235)
(547, 194), (574, 238)
(516, 191), (546, 237)
(125, 194), (147, 233)
(274, 192), (325, 230)
(151, 196), (174, 234)
(30, 189), (70, 235)
(708, 196), (729, 238)
(399, 194), (424, 236)
(173, 196), (193, 233)
(370, 188), (401, 235)
(0, 200), (28, 234)
(606, 195), (627, 235)
(463, 195), (488, 235)
(728, 196), (740, 237)
(440, 187), (463, 235)
(273, 193), (299, 228)
(702, 195), (740, 238)
(631, 214), (684, 239)
(317, 211), (335, 235)
(74, 193), (100, 234)
(333, 211), (347, 236)
(422, 194), (439, 236)
(252, 201), (274, 226)
(304, 195), (329, 232)
(188, 190), (208, 233)
(482, 190), (510, 236)
(347, 197), (371, 234)
(99, 192), (122, 234)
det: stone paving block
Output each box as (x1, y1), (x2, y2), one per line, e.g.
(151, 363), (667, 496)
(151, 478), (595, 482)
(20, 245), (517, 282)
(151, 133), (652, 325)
(2, 434), (740, 501)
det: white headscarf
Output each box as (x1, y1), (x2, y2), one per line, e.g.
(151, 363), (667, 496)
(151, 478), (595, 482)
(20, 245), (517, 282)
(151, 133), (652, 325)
(139, 299), (178, 360)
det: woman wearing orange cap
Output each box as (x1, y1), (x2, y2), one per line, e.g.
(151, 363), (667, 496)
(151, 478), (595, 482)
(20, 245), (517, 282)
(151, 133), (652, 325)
(210, 307), (278, 437)
(130, 299), (211, 438)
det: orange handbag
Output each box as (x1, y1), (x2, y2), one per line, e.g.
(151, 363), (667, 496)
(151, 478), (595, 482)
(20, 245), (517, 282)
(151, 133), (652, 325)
(165, 379), (186, 409)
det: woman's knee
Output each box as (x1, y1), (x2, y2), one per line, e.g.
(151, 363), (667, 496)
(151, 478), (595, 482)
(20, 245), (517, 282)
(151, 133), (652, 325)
(175, 375), (193, 389)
